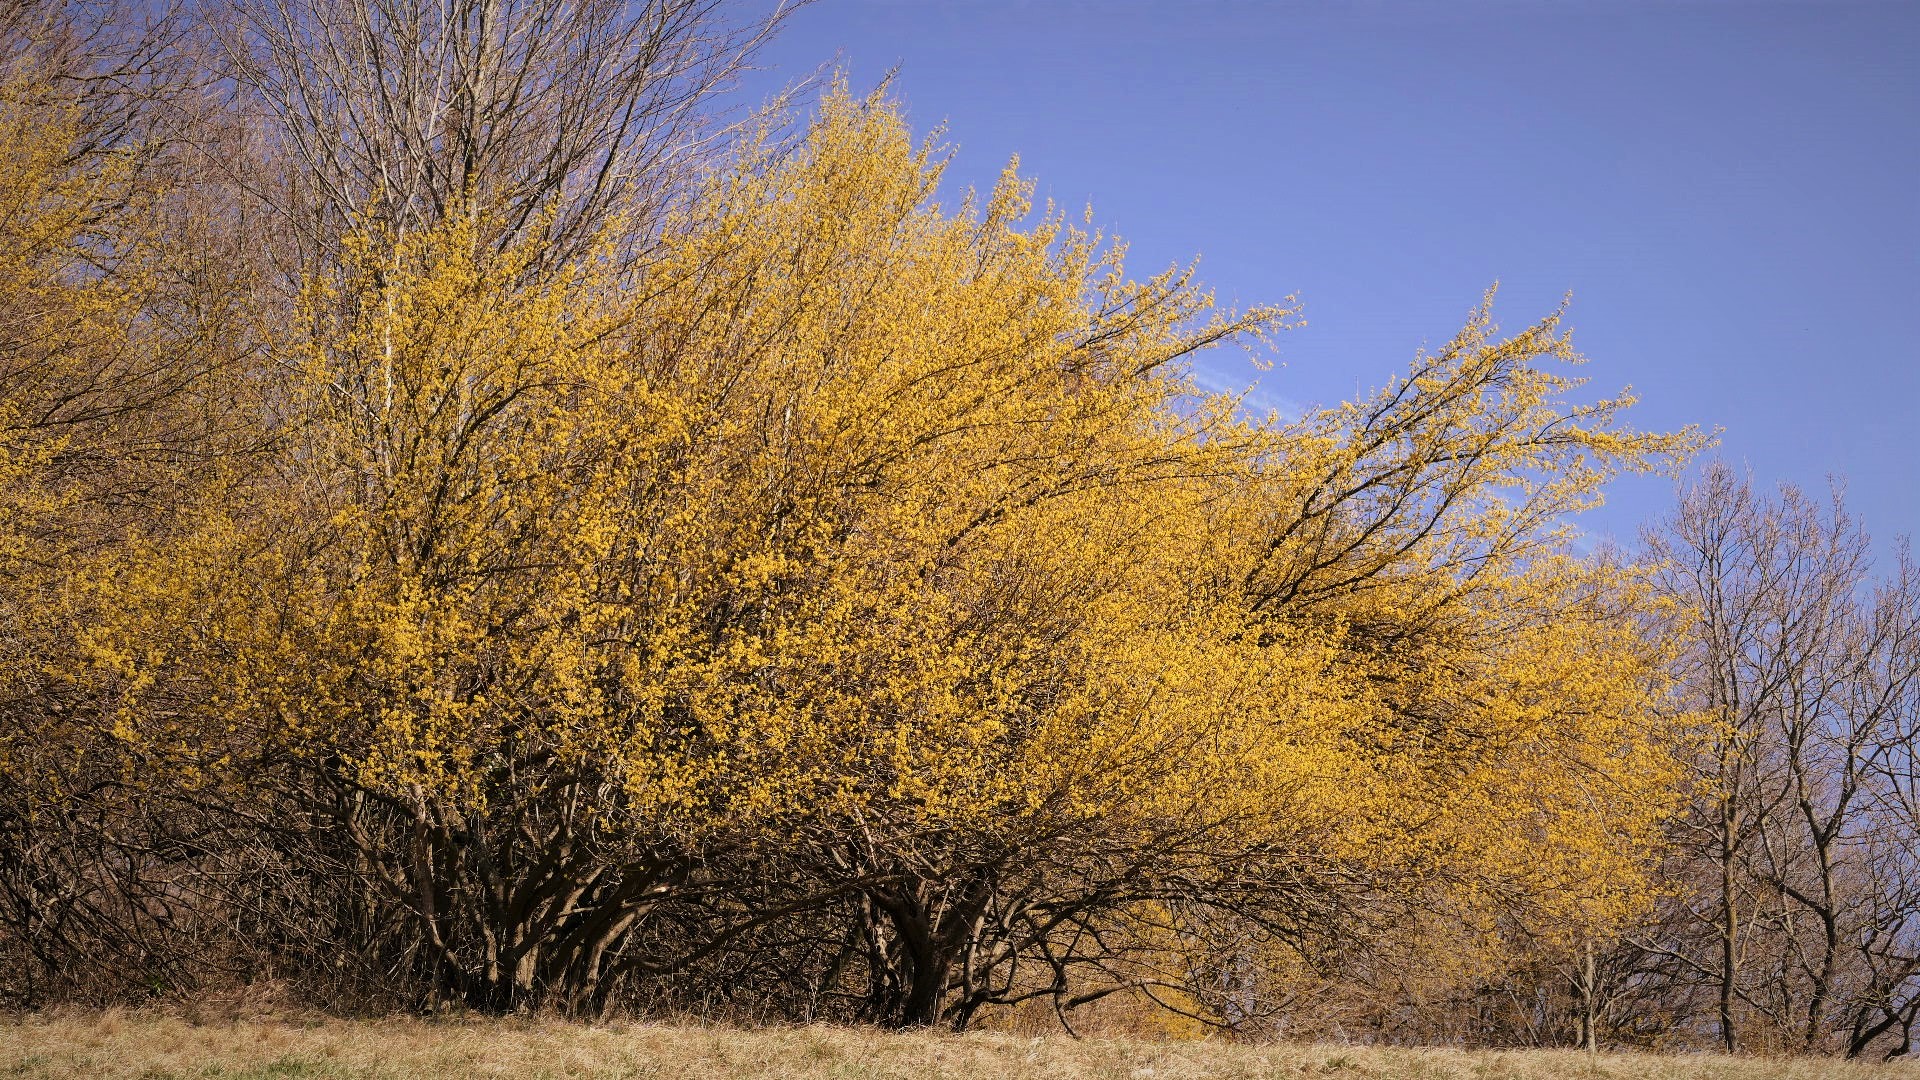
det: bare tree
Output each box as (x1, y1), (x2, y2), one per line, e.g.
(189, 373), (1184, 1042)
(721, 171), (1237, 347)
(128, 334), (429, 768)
(1639, 463), (1920, 1057)
(213, 0), (799, 273)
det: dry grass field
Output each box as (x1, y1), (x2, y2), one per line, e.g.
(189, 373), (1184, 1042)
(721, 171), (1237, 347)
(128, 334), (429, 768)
(2, 1013), (1915, 1080)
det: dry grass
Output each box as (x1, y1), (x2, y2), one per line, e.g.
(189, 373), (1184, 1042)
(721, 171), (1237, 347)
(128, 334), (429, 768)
(3, 1012), (1916, 1080)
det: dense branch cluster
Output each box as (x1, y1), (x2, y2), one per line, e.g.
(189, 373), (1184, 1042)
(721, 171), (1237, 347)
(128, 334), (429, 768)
(2, 0), (1916, 1059)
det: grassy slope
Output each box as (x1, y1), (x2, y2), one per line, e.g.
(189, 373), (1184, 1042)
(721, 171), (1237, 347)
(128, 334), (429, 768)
(3, 1014), (1916, 1080)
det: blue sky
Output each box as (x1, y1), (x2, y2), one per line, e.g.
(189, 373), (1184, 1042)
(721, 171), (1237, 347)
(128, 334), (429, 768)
(742, 0), (1918, 552)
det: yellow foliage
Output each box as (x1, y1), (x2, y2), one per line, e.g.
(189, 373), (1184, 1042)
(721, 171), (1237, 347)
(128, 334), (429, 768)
(16, 82), (1706, 1020)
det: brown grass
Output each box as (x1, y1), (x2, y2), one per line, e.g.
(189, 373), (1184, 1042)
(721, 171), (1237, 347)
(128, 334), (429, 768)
(2, 1011), (1916, 1079)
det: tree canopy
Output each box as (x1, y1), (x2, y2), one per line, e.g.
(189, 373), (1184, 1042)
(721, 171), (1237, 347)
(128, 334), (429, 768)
(26, 2), (1919, 1059)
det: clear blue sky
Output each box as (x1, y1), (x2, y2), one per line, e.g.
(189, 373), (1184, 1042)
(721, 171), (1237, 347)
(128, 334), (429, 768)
(742, 0), (1919, 551)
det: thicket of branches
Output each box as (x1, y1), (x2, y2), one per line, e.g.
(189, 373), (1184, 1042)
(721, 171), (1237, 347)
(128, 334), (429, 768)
(2, 0), (1916, 1058)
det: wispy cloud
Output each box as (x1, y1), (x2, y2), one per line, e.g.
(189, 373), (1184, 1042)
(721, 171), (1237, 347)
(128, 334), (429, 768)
(1188, 363), (1304, 423)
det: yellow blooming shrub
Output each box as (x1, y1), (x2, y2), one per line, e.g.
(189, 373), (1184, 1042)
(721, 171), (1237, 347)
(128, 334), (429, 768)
(24, 84), (1703, 1023)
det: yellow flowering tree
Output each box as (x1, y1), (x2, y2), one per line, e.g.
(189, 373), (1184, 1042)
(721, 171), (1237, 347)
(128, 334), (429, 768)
(0, 40), (259, 1002)
(45, 81), (1703, 1024)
